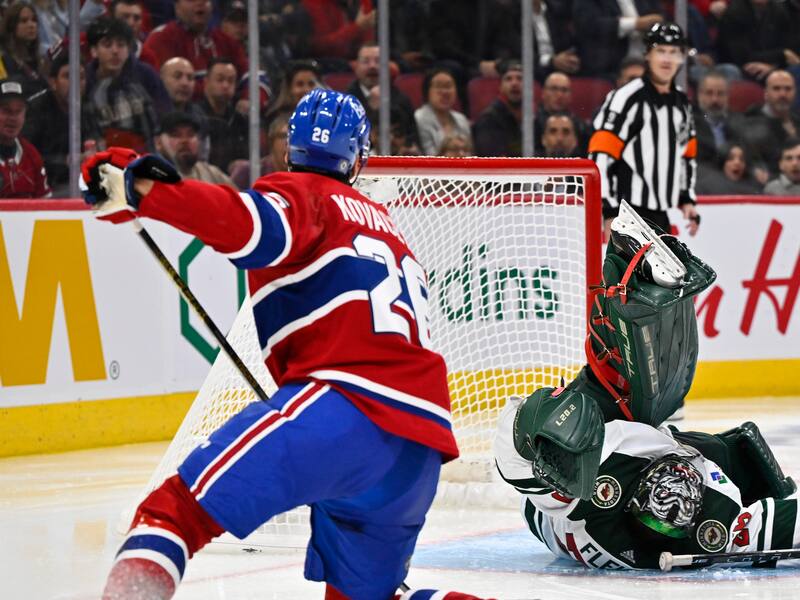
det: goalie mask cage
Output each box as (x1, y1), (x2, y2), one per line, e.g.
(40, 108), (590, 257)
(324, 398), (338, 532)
(126, 156), (602, 547)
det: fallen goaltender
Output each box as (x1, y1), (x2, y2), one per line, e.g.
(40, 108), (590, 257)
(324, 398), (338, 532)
(494, 386), (799, 570)
(492, 198), (799, 571)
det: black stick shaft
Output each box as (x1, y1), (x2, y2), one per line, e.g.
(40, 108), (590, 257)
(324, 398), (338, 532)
(134, 221), (269, 402)
(661, 548), (800, 571)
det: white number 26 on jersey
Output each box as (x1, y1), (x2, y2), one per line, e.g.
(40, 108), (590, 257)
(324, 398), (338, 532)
(311, 127), (331, 143)
(353, 234), (432, 349)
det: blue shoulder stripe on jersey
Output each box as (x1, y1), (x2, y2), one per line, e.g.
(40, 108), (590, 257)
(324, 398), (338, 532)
(252, 253), (388, 350)
(329, 378), (452, 432)
(228, 190), (290, 269)
(403, 591), (436, 600)
(117, 533), (187, 578)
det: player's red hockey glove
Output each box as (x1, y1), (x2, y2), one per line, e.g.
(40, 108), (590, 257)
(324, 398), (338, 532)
(80, 151), (181, 224)
(80, 147), (139, 205)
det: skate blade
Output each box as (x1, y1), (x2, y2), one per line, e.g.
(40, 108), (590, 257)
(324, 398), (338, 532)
(611, 201), (687, 288)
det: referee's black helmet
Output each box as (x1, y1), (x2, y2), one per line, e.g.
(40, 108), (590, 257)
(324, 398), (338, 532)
(644, 22), (687, 52)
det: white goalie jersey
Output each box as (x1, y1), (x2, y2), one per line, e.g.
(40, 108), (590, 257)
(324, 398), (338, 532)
(494, 399), (800, 569)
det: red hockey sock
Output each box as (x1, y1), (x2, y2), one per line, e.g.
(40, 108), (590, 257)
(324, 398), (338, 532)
(104, 475), (225, 599)
(326, 583), (350, 599)
(129, 474), (225, 553)
(103, 557), (176, 600)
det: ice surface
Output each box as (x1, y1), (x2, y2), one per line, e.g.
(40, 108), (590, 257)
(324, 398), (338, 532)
(2, 397), (799, 599)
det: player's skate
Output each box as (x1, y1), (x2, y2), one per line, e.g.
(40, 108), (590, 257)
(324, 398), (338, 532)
(610, 200), (687, 288)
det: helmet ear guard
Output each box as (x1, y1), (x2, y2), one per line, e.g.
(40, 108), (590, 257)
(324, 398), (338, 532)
(513, 387), (605, 500)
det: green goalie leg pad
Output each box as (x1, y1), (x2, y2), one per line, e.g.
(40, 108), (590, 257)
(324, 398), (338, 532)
(672, 422), (796, 505)
(590, 240), (716, 426)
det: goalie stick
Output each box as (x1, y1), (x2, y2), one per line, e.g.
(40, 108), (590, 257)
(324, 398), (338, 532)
(660, 549), (800, 571)
(132, 218), (270, 402)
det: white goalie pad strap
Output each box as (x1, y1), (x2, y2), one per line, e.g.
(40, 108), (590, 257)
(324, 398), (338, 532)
(610, 200), (687, 288)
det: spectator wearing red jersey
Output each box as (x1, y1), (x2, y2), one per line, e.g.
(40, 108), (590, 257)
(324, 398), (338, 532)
(302, 0), (375, 68)
(142, 0), (247, 82)
(110, 0), (159, 67)
(0, 80), (51, 199)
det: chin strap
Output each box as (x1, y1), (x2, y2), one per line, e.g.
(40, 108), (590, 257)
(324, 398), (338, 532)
(583, 242), (652, 422)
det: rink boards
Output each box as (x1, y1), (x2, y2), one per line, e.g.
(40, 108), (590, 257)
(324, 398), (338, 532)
(0, 198), (798, 456)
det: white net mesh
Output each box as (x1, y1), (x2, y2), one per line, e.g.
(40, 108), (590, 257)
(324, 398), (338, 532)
(127, 160), (597, 548)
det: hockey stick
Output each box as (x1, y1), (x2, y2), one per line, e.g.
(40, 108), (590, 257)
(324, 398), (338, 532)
(660, 549), (800, 571)
(132, 218), (270, 402)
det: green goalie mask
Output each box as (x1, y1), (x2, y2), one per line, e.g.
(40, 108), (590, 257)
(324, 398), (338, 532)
(627, 455), (704, 539)
(513, 387), (605, 500)
(588, 202), (717, 425)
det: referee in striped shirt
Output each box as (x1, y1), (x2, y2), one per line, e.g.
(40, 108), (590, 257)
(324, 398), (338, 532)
(589, 23), (700, 238)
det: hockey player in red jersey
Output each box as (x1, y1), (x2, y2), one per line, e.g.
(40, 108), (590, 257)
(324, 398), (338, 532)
(82, 89), (489, 600)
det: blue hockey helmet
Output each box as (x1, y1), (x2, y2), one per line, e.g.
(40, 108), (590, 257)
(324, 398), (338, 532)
(288, 88), (371, 179)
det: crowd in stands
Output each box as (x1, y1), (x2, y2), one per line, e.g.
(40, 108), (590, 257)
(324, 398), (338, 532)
(0, 0), (798, 198)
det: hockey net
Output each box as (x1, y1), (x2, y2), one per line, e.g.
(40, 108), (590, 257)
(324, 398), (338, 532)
(127, 157), (602, 547)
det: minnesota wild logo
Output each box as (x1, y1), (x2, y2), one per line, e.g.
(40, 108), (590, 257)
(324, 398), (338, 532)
(697, 519), (728, 552)
(592, 475), (621, 509)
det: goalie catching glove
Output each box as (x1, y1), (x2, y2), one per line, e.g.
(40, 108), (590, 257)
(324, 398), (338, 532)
(80, 148), (181, 223)
(513, 386), (605, 500)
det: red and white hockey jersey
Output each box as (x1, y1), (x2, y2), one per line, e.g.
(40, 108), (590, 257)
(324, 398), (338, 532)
(139, 171), (458, 460)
